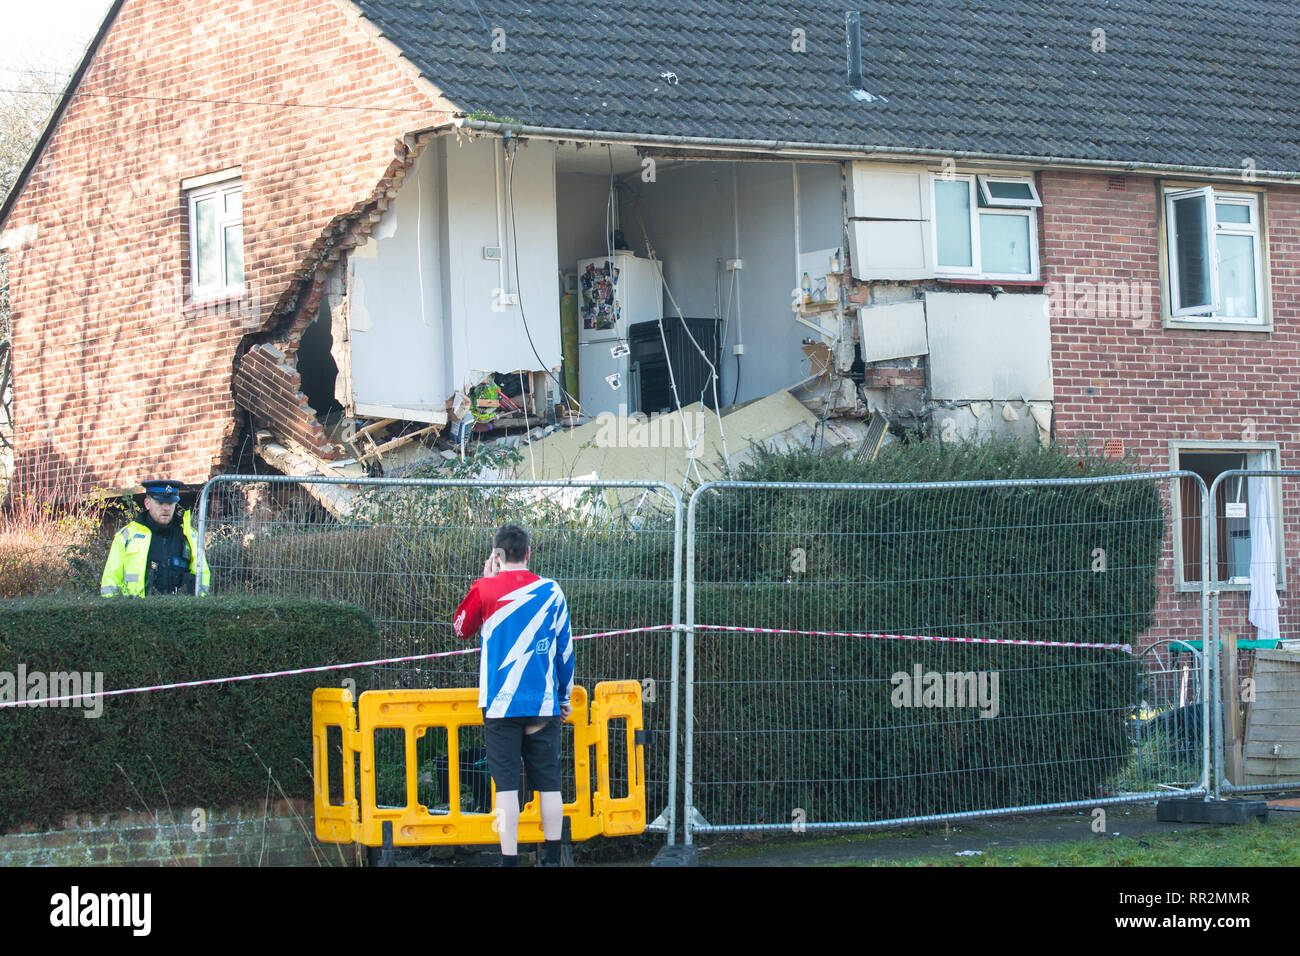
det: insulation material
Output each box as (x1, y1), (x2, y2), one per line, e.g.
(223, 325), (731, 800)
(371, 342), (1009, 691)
(522, 390), (817, 489)
(1028, 402), (1053, 437)
(934, 400), (1051, 446)
(324, 266), (353, 413)
(858, 300), (928, 362)
(924, 292), (1053, 402)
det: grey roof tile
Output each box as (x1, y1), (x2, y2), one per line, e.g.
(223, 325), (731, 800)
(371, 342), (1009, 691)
(354, 0), (1300, 172)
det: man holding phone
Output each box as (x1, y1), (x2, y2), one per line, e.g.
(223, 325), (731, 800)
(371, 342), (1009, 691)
(453, 524), (574, 866)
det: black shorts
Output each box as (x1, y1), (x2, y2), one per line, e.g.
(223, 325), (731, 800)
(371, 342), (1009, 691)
(483, 715), (563, 793)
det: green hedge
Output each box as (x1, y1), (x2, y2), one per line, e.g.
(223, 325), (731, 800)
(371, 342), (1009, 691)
(0, 597), (380, 833)
(686, 439), (1161, 824)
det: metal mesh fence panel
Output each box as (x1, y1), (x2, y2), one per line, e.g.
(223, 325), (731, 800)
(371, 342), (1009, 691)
(684, 473), (1209, 838)
(196, 476), (681, 837)
(1210, 470), (1300, 795)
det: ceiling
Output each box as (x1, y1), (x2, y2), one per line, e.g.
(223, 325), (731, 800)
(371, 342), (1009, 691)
(553, 141), (644, 176)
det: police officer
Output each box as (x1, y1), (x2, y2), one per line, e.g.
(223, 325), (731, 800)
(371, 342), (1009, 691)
(100, 479), (210, 597)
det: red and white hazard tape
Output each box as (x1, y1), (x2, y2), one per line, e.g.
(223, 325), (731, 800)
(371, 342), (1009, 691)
(0, 624), (675, 709)
(0, 621), (1127, 710)
(692, 624), (1133, 654)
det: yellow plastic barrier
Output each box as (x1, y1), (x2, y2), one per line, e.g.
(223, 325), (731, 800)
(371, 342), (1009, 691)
(311, 686), (360, 844)
(311, 681), (645, 847)
(591, 680), (647, 835)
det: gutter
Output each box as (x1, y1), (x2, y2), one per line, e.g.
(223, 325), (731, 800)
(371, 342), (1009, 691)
(450, 118), (1300, 184)
(0, 0), (127, 233)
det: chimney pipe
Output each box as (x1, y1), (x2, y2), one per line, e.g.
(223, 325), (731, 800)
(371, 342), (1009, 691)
(846, 11), (864, 90)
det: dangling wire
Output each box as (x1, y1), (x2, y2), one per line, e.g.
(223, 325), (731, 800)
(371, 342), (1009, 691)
(503, 135), (582, 418)
(630, 202), (731, 490)
(466, 0), (536, 124)
(519, 370), (536, 480)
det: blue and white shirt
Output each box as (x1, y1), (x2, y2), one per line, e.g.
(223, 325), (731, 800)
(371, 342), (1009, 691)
(454, 570), (574, 718)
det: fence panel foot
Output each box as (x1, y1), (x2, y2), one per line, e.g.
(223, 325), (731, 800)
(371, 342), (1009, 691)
(1156, 797), (1268, 824)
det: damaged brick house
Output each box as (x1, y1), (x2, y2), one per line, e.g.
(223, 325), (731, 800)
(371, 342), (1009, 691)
(3, 1), (1300, 646)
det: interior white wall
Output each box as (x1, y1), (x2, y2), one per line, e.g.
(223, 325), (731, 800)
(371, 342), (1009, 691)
(349, 144), (841, 423)
(597, 159), (843, 406)
(797, 163), (843, 256)
(442, 135), (561, 388)
(346, 135), (562, 422)
(347, 144), (446, 421)
(557, 172), (614, 278)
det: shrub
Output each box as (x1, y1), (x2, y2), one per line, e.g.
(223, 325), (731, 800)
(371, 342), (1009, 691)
(202, 477), (681, 822)
(685, 438), (1160, 824)
(0, 597), (381, 832)
(0, 452), (132, 599)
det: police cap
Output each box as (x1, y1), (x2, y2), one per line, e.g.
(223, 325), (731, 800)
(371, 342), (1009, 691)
(141, 479), (183, 503)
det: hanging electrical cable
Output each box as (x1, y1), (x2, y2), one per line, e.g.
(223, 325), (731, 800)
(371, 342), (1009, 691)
(717, 262), (740, 405)
(504, 134), (582, 419)
(605, 145), (628, 359)
(518, 370), (536, 480)
(466, 0), (535, 125)
(628, 200), (732, 485)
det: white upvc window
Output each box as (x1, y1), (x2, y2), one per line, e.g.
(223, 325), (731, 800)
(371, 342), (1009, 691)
(1172, 441), (1283, 592)
(931, 173), (1040, 280)
(188, 178), (244, 297)
(1163, 186), (1265, 326)
(976, 175), (1042, 209)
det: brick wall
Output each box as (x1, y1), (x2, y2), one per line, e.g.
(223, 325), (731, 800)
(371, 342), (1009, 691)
(838, 168), (1300, 656)
(2, 0), (452, 490)
(0, 800), (353, 866)
(863, 366), (926, 389)
(1041, 169), (1300, 651)
(233, 344), (337, 458)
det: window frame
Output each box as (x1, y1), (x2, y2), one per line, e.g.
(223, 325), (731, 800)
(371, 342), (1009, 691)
(186, 176), (244, 300)
(1165, 186), (1219, 317)
(976, 174), (1042, 208)
(1170, 439), (1284, 593)
(930, 171), (1041, 281)
(1213, 193), (1265, 323)
(1159, 182), (1270, 332)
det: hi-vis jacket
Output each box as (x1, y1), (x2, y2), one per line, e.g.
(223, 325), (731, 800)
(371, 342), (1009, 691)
(99, 510), (211, 597)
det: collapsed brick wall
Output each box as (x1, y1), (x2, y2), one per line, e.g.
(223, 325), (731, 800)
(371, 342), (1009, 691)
(232, 344), (337, 458)
(1041, 170), (1300, 652)
(2, 0), (453, 490)
(0, 800), (352, 867)
(234, 142), (418, 451)
(862, 366), (926, 389)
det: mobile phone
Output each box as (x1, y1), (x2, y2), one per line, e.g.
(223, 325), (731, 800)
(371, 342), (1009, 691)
(491, 547), (506, 566)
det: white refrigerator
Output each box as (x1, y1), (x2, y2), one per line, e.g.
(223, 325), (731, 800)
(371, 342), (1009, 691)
(577, 254), (664, 416)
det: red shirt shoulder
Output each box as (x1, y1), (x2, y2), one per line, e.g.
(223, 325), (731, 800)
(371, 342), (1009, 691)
(453, 571), (540, 639)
